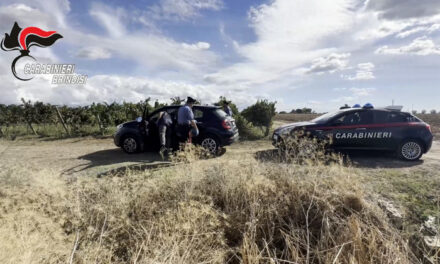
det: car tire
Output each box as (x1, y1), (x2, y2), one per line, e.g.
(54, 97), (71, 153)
(276, 138), (287, 152)
(397, 139), (424, 161)
(200, 135), (220, 154)
(121, 134), (141, 154)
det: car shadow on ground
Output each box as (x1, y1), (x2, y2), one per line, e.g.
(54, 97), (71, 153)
(342, 150), (423, 169)
(63, 148), (171, 176)
(254, 149), (423, 169)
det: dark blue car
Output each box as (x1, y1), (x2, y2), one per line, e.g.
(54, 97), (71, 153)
(114, 105), (239, 154)
(273, 106), (433, 161)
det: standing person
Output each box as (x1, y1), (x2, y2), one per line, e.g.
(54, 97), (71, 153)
(177, 97), (199, 143)
(223, 101), (232, 116)
(157, 111), (172, 156)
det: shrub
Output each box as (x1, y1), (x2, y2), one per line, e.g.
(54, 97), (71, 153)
(241, 99), (276, 136)
(234, 114), (265, 140)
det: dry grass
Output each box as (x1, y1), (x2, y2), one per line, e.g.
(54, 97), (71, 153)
(0, 145), (418, 264)
(275, 113), (320, 123)
(418, 114), (440, 137)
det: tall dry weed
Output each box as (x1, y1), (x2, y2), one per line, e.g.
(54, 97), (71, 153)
(0, 149), (417, 263)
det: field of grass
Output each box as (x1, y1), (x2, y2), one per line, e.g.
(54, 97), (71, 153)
(0, 124), (116, 139)
(1, 136), (439, 263)
(274, 113), (319, 122)
(0, 110), (439, 263)
(0, 147), (418, 263)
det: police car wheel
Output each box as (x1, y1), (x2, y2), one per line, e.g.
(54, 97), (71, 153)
(201, 136), (218, 154)
(122, 135), (140, 154)
(398, 140), (423, 161)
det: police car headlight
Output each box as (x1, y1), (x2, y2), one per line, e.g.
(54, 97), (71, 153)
(116, 124), (123, 130)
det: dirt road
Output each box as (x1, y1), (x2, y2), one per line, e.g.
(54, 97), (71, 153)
(0, 137), (439, 177)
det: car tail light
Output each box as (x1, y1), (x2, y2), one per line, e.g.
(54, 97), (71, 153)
(222, 119), (231, 130)
(427, 124), (431, 133)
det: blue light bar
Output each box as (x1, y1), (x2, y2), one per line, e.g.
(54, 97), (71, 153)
(363, 103), (374, 109)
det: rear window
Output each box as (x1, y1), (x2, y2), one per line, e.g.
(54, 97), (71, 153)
(389, 112), (420, 123)
(192, 108), (226, 120)
(213, 109), (228, 119)
(375, 111), (421, 123)
(194, 109), (204, 120)
(388, 112), (408, 123)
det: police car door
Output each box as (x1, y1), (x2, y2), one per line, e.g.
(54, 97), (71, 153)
(330, 110), (372, 149)
(371, 110), (403, 150)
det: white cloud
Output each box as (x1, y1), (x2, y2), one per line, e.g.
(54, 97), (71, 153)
(205, 0), (355, 88)
(343, 62), (375, 81)
(376, 37), (440, 55)
(367, 0), (440, 20)
(35, 0), (70, 28)
(0, 0), (69, 31)
(75, 47), (112, 60)
(396, 24), (440, 38)
(305, 53), (350, 74)
(396, 27), (426, 39)
(149, 0), (223, 21)
(2, 0), (440, 112)
(0, 4), (59, 32)
(182, 42), (210, 50)
(331, 96), (356, 103)
(89, 2), (127, 38)
(331, 87), (376, 103)
(349, 87), (376, 97)
(64, 3), (218, 73)
(0, 72), (260, 109)
(0, 1), (221, 105)
(352, 7), (440, 43)
(358, 63), (375, 72)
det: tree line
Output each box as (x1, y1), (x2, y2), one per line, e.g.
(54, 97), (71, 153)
(278, 108), (315, 114)
(0, 97), (277, 140)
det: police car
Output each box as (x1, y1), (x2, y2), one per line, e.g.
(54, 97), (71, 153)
(272, 104), (433, 161)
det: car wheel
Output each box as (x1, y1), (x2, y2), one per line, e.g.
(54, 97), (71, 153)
(121, 135), (140, 154)
(398, 139), (423, 161)
(201, 135), (219, 154)
(277, 138), (287, 152)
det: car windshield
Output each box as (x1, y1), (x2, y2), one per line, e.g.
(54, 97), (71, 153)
(311, 110), (343, 124)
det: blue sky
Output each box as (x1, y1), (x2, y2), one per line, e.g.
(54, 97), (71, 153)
(0, 0), (439, 112)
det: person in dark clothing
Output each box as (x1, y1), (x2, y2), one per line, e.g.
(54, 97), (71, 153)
(223, 101), (232, 116)
(157, 111), (173, 156)
(177, 97), (199, 143)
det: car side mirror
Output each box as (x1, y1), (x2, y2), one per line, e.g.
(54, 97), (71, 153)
(136, 116), (142, 122)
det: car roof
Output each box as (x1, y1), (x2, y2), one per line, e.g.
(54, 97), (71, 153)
(338, 107), (408, 113)
(162, 105), (220, 109)
(151, 105), (220, 114)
